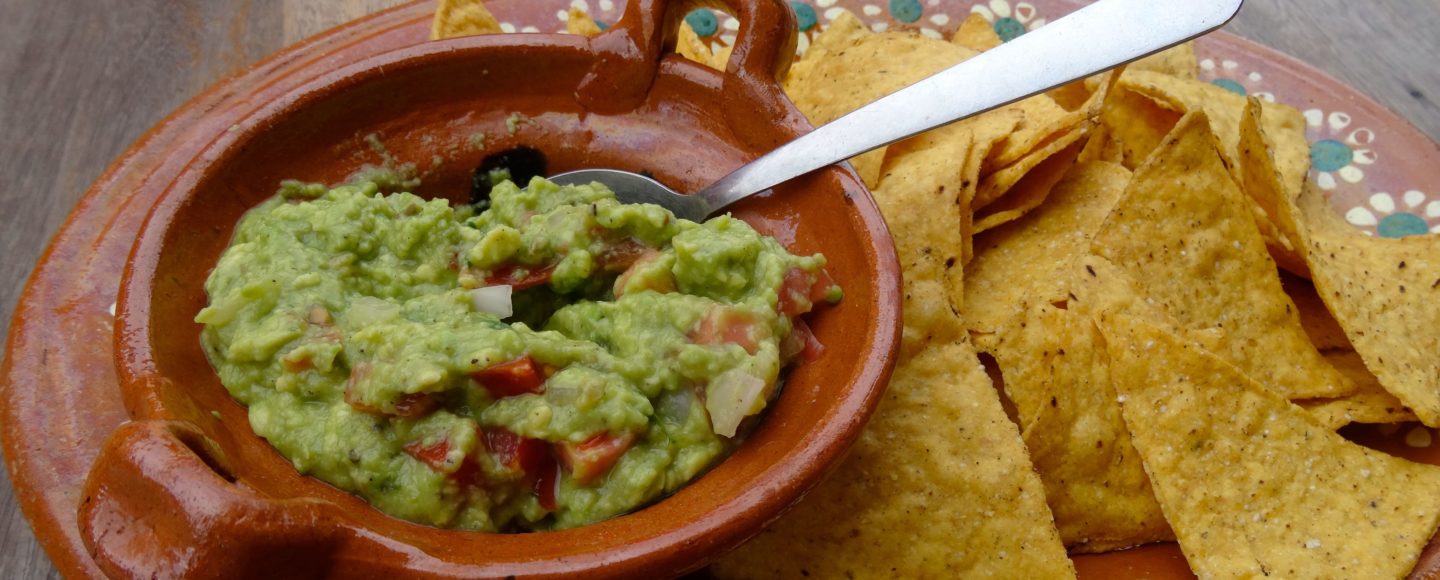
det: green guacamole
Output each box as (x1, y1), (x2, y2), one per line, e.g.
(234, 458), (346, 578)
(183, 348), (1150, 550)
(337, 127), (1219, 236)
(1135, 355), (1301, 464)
(197, 177), (838, 531)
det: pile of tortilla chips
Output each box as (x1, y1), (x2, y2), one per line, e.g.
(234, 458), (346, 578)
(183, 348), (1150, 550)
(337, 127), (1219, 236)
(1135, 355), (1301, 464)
(438, 4), (1440, 578)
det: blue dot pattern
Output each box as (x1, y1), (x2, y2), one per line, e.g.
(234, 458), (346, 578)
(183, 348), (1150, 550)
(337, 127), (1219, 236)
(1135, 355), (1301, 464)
(1211, 78), (1247, 95)
(889, 0), (923, 23)
(790, 1), (818, 32)
(993, 17), (1026, 42)
(1377, 213), (1429, 238)
(685, 9), (718, 37)
(1310, 139), (1354, 173)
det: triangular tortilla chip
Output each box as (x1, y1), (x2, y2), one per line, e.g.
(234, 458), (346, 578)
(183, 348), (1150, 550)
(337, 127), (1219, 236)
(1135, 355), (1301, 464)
(782, 20), (980, 188)
(1091, 112), (1352, 399)
(1100, 314), (1440, 578)
(431, 0), (501, 40)
(1296, 179), (1440, 426)
(1280, 270), (1351, 351)
(973, 130), (1086, 234)
(1300, 351), (1418, 429)
(1121, 71), (1311, 271)
(988, 304), (1171, 553)
(964, 161), (1131, 335)
(1097, 85), (1182, 169)
(713, 341), (1074, 578)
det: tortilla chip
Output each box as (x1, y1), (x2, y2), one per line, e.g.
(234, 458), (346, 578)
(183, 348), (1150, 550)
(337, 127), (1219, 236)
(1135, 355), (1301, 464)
(1091, 112), (1352, 399)
(783, 29), (977, 189)
(1280, 270), (1352, 351)
(675, 21), (717, 68)
(1300, 351), (1418, 429)
(1121, 71), (1311, 268)
(973, 130), (1086, 233)
(1097, 85), (1181, 169)
(565, 7), (603, 37)
(1129, 42), (1198, 79)
(983, 95), (1080, 178)
(1100, 314), (1440, 579)
(952, 12), (1002, 52)
(712, 341), (1074, 578)
(1295, 179), (1440, 427)
(710, 42), (734, 72)
(783, 9), (868, 90)
(431, 0), (501, 40)
(964, 161), (1131, 335)
(1235, 96), (1314, 277)
(988, 304), (1171, 553)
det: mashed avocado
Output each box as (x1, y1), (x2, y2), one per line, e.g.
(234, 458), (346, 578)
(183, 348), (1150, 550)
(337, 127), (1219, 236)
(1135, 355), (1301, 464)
(197, 177), (838, 531)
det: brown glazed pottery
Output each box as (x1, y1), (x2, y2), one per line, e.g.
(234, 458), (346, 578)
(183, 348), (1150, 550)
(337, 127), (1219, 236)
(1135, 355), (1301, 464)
(76, 0), (901, 577)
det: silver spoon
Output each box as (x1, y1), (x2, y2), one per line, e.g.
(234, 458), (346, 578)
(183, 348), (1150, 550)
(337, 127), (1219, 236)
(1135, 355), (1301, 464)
(551, 0), (1244, 222)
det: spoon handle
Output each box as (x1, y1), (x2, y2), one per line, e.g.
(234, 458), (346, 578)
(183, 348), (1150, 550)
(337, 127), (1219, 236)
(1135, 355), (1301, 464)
(696, 0), (1243, 212)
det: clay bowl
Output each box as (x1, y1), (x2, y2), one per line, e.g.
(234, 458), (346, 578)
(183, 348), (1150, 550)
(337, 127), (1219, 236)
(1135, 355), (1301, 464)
(82, 0), (899, 577)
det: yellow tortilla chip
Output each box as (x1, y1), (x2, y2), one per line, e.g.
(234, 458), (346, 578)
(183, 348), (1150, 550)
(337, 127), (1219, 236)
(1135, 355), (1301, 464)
(1122, 71), (1309, 186)
(988, 304), (1171, 553)
(873, 112), (1014, 355)
(1100, 314), (1440, 579)
(972, 129), (1085, 233)
(1091, 112), (1352, 399)
(675, 21), (716, 68)
(1295, 179), (1440, 427)
(1097, 85), (1182, 169)
(565, 7), (603, 37)
(783, 29), (977, 189)
(1129, 42), (1198, 79)
(783, 9), (868, 91)
(982, 95), (1080, 178)
(713, 341), (1074, 578)
(1280, 270), (1352, 351)
(951, 12), (1002, 52)
(964, 161), (1131, 334)
(1229, 95), (1309, 275)
(1300, 351), (1418, 429)
(431, 0), (501, 40)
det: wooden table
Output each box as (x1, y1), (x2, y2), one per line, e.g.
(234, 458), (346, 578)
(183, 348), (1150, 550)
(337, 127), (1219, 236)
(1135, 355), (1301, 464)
(0, 0), (1436, 577)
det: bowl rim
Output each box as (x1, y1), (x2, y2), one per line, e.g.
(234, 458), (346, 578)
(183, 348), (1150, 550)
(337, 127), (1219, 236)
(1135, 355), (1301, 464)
(102, 26), (902, 577)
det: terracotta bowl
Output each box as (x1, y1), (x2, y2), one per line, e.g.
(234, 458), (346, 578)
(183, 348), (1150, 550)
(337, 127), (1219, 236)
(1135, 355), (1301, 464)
(83, 0), (900, 577)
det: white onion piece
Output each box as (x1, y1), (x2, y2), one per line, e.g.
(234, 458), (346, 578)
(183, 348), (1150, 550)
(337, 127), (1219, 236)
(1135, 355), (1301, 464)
(469, 285), (513, 318)
(705, 369), (767, 438)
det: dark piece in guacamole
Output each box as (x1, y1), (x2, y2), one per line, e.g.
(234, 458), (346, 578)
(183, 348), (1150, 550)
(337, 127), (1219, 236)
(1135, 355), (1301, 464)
(196, 177), (839, 531)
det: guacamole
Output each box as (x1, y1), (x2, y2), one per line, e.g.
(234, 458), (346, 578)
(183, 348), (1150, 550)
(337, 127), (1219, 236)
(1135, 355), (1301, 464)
(196, 177), (839, 531)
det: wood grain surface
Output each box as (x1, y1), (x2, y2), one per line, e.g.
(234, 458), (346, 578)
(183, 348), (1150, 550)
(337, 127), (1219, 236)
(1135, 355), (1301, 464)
(0, 0), (1436, 577)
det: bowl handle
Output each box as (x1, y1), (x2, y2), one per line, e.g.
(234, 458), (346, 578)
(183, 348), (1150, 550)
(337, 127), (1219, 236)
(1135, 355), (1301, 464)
(78, 420), (352, 579)
(578, 0), (798, 123)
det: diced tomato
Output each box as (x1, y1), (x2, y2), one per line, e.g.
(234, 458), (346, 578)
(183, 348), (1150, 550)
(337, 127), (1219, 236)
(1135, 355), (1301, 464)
(471, 355), (546, 398)
(452, 457), (482, 488)
(483, 427), (559, 510)
(598, 238), (651, 272)
(484, 428), (550, 479)
(556, 432), (636, 485)
(781, 318), (826, 363)
(484, 263), (554, 290)
(777, 267), (838, 317)
(534, 457), (560, 512)
(403, 438), (451, 471)
(690, 307), (760, 355)
(346, 362), (435, 417)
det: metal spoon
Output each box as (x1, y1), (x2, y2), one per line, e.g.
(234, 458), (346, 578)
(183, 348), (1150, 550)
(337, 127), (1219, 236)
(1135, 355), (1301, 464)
(551, 0), (1244, 222)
